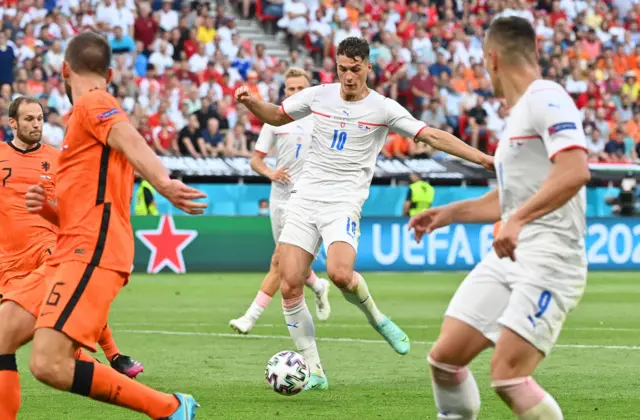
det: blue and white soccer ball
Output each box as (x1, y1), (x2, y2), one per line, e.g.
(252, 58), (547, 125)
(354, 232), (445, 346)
(265, 351), (310, 396)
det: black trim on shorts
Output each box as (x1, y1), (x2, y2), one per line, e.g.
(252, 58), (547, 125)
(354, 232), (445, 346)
(53, 203), (111, 332)
(70, 359), (94, 396)
(96, 146), (110, 205)
(0, 354), (17, 371)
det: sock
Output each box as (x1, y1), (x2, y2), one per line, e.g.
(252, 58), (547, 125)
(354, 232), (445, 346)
(304, 270), (324, 295)
(282, 295), (324, 376)
(492, 377), (562, 420)
(0, 354), (20, 420)
(428, 356), (481, 420)
(98, 324), (120, 362)
(245, 290), (272, 322)
(339, 272), (385, 327)
(71, 359), (179, 419)
(75, 348), (99, 363)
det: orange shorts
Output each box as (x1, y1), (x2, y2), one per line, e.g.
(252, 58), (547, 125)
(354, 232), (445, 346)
(0, 263), (48, 318)
(0, 245), (52, 295)
(35, 261), (127, 352)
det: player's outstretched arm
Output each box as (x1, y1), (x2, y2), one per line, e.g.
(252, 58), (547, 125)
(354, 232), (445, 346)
(416, 127), (494, 170)
(408, 189), (500, 243)
(107, 122), (208, 215)
(250, 152), (290, 184)
(25, 184), (60, 227)
(235, 86), (292, 127)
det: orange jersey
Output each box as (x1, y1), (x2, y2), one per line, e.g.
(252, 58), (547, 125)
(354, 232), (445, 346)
(0, 141), (58, 263)
(48, 90), (135, 273)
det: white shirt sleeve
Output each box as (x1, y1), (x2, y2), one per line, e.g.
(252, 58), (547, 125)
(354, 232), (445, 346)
(255, 123), (276, 155)
(384, 98), (427, 140)
(281, 85), (317, 120)
(529, 88), (587, 160)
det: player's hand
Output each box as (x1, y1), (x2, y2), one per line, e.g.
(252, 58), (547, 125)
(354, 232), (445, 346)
(25, 183), (47, 213)
(234, 85), (253, 105)
(159, 180), (208, 215)
(407, 207), (454, 244)
(480, 154), (495, 171)
(493, 218), (523, 261)
(269, 168), (291, 184)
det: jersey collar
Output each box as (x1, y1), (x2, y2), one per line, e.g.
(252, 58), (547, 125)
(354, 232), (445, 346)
(8, 141), (41, 154)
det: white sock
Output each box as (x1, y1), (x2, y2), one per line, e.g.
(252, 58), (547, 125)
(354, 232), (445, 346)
(340, 272), (385, 327)
(519, 394), (563, 420)
(304, 271), (325, 295)
(282, 296), (324, 376)
(244, 291), (272, 322)
(429, 356), (481, 420)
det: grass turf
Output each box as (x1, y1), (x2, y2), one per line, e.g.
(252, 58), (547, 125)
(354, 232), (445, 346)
(15, 272), (640, 419)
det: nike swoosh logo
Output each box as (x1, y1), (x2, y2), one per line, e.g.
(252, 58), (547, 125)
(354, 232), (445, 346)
(40, 312), (54, 316)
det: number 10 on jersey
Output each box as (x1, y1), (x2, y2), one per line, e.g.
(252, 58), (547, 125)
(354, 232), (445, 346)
(331, 130), (348, 151)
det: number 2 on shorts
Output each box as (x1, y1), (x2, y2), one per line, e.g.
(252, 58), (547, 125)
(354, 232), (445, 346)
(527, 290), (552, 328)
(331, 130), (347, 151)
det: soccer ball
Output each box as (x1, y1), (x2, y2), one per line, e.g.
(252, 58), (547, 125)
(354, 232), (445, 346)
(265, 351), (310, 396)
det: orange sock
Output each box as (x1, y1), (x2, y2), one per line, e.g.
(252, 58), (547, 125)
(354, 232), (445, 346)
(71, 360), (179, 419)
(98, 324), (120, 362)
(0, 354), (21, 419)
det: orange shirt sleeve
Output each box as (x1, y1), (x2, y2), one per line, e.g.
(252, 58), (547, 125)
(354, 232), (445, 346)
(78, 92), (129, 145)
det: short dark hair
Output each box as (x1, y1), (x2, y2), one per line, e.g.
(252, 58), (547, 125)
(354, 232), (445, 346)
(487, 16), (537, 65)
(8, 96), (43, 120)
(64, 31), (112, 77)
(336, 37), (369, 61)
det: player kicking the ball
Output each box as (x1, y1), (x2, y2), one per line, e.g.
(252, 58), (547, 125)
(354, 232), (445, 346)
(0, 32), (207, 420)
(236, 37), (493, 390)
(229, 68), (331, 335)
(409, 17), (590, 419)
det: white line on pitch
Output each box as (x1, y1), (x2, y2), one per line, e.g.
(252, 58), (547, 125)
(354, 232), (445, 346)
(117, 329), (640, 351)
(111, 322), (640, 332)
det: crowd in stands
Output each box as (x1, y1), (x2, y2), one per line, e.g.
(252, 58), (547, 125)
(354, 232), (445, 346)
(0, 0), (640, 164)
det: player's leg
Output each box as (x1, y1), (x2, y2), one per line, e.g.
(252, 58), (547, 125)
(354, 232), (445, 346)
(490, 265), (585, 420)
(428, 252), (510, 419)
(279, 243), (328, 390)
(321, 209), (410, 355)
(230, 245), (282, 334)
(0, 301), (36, 419)
(98, 324), (144, 379)
(303, 265), (331, 321)
(30, 262), (197, 419)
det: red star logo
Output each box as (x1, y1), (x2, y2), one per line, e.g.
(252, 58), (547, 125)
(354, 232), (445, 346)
(135, 215), (198, 274)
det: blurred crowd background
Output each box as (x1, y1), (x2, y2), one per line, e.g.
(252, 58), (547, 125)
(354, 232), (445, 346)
(1, 0), (639, 164)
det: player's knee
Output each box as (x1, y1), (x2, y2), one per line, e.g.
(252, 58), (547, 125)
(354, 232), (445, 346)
(280, 277), (304, 299)
(490, 352), (523, 381)
(0, 303), (35, 353)
(326, 264), (352, 288)
(29, 349), (57, 385)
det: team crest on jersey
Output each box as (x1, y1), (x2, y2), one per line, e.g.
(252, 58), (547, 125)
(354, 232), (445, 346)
(41, 161), (50, 172)
(340, 122), (346, 128)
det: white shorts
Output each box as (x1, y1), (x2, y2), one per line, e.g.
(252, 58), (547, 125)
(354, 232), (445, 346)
(445, 247), (587, 355)
(278, 197), (361, 256)
(269, 200), (287, 242)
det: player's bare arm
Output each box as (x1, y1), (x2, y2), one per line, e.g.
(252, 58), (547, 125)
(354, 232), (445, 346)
(235, 86), (291, 127)
(25, 183), (60, 227)
(409, 189), (500, 243)
(250, 152), (291, 184)
(415, 126), (494, 171)
(494, 149), (590, 261)
(107, 121), (208, 215)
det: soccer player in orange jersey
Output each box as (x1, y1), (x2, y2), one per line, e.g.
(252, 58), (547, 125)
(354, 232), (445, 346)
(0, 96), (147, 406)
(3, 32), (206, 420)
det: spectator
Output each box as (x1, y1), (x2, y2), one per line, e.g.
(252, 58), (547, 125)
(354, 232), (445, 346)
(428, 52), (452, 79)
(158, 0), (179, 32)
(594, 107), (611, 141)
(382, 133), (412, 159)
(277, 0), (309, 46)
(0, 33), (15, 85)
(152, 114), (178, 156)
(178, 114), (202, 158)
(403, 173), (435, 217)
(604, 129), (629, 162)
(258, 199), (269, 216)
(200, 117), (226, 157)
(44, 40), (63, 75)
(587, 127), (606, 161)
(110, 26), (135, 55)
(0, 112), (13, 143)
(622, 71), (640, 101)
(466, 96), (489, 151)
(226, 122), (252, 157)
(440, 77), (463, 131)
(420, 98), (446, 129)
(42, 108), (64, 148)
(134, 2), (158, 52)
(410, 63), (435, 110)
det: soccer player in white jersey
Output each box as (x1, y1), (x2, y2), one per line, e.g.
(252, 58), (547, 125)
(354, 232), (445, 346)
(409, 17), (590, 419)
(236, 37), (493, 391)
(229, 68), (331, 334)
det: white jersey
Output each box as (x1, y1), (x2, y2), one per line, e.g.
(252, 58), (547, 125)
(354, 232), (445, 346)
(255, 116), (313, 202)
(281, 83), (426, 208)
(495, 79), (587, 247)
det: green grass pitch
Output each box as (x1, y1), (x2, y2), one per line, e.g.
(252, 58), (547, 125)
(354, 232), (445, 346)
(15, 272), (640, 419)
